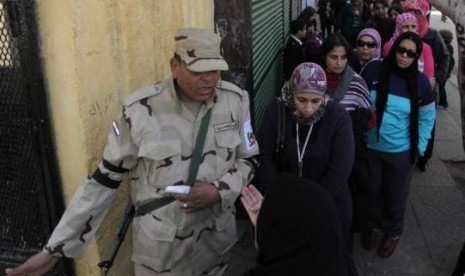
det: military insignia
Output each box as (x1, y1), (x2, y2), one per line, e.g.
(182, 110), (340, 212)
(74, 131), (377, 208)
(243, 120), (257, 150)
(112, 120), (120, 136)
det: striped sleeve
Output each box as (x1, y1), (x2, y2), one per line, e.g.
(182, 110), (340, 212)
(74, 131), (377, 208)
(342, 74), (373, 112)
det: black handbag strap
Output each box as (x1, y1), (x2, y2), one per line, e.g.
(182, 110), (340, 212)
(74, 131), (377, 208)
(136, 109), (212, 216)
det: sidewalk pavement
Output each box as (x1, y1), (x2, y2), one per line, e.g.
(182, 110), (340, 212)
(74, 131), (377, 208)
(227, 75), (465, 276)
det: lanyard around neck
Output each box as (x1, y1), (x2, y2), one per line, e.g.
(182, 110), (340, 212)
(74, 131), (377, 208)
(296, 123), (314, 177)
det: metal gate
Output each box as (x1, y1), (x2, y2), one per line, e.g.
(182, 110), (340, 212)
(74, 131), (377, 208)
(0, 1), (73, 274)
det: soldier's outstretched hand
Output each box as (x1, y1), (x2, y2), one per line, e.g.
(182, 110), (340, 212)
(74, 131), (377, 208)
(5, 251), (58, 276)
(176, 181), (220, 213)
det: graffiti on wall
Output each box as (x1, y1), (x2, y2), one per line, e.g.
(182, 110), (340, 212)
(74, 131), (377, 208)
(88, 91), (117, 116)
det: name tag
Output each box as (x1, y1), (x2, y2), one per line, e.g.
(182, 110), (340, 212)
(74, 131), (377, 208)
(214, 121), (239, 132)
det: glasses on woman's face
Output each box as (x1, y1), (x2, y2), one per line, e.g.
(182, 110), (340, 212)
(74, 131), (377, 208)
(396, 46), (418, 58)
(356, 40), (377, 48)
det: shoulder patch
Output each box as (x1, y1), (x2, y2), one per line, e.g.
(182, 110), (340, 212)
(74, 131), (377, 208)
(216, 80), (244, 97)
(124, 84), (162, 106)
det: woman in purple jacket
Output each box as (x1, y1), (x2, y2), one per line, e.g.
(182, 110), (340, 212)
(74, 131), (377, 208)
(256, 62), (354, 236)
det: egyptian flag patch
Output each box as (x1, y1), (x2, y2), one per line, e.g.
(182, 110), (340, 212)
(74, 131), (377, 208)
(112, 120), (120, 136)
(243, 120), (257, 150)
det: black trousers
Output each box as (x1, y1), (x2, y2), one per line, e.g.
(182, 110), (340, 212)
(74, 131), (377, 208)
(364, 149), (413, 237)
(438, 80), (449, 107)
(452, 242), (465, 276)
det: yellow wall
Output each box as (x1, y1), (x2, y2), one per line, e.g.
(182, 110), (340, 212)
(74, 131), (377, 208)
(35, 0), (214, 275)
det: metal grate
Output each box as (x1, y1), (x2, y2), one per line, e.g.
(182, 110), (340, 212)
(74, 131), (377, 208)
(0, 0), (49, 257)
(0, 1), (71, 274)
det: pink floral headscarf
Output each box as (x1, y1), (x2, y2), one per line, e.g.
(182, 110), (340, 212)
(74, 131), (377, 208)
(404, 0), (429, 37)
(387, 13), (418, 48)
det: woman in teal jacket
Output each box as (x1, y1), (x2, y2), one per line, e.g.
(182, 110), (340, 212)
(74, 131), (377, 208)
(361, 32), (435, 257)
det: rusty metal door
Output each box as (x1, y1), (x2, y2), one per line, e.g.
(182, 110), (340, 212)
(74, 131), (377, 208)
(0, 1), (73, 274)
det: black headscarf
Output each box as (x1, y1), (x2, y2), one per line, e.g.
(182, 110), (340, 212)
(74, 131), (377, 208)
(376, 31), (423, 164)
(245, 173), (348, 276)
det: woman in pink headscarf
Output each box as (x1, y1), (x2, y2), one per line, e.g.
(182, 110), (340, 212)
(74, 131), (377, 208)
(411, 0), (432, 24)
(382, 12), (435, 86)
(405, 0), (430, 36)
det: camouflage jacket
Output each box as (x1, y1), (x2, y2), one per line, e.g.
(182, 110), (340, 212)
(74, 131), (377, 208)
(44, 77), (259, 275)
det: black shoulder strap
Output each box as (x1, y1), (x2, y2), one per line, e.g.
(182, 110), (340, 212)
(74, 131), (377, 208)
(275, 98), (286, 154)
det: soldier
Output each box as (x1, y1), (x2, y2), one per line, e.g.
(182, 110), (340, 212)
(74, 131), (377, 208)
(5, 27), (259, 276)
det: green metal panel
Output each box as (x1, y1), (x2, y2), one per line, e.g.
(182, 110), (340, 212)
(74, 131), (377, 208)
(252, 0), (290, 131)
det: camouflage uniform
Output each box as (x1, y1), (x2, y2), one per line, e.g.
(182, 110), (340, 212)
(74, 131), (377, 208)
(44, 28), (258, 276)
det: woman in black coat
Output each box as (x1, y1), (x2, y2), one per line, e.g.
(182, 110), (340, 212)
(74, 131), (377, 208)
(241, 173), (348, 276)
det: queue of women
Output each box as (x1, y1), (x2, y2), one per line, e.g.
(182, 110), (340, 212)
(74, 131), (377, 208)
(239, 0), (445, 274)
